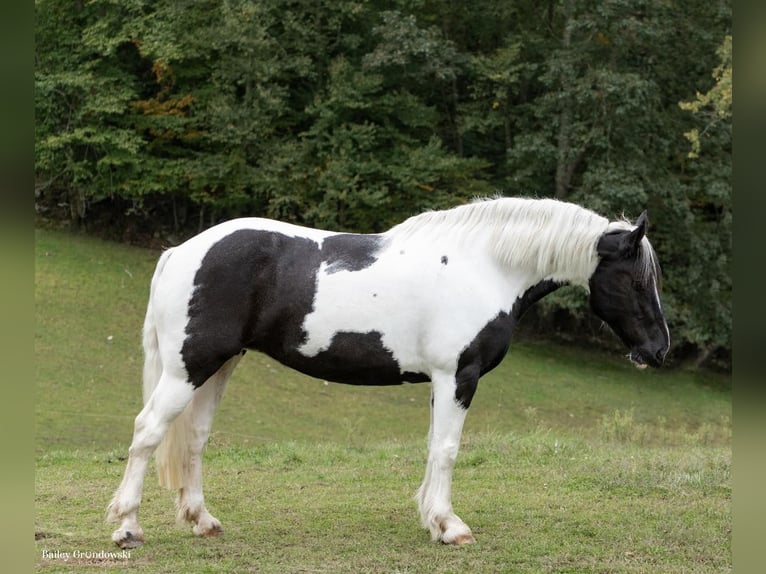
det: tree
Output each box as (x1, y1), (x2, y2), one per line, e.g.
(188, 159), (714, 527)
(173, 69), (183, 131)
(679, 35), (732, 159)
(35, 0), (144, 222)
(672, 34), (732, 366)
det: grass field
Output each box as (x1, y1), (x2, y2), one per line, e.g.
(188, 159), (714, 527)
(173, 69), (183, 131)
(34, 228), (731, 572)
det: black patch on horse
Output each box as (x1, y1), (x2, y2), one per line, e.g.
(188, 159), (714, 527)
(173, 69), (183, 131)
(323, 234), (384, 274)
(181, 229), (414, 388)
(289, 331), (429, 386)
(454, 279), (561, 408)
(182, 229), (323, 388)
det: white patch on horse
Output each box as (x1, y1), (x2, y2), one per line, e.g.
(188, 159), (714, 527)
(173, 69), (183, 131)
(297, 237), (535, 378)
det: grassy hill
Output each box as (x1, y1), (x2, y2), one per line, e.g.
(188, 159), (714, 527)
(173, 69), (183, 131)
(34, 228), (731, 573)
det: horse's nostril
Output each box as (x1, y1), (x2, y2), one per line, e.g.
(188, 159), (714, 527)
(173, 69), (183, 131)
(656, 348), (666, 364)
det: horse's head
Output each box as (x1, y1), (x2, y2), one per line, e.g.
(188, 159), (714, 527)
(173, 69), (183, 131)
(589, 212), (670, 369)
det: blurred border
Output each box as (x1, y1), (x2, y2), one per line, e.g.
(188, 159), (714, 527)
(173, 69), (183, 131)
(2, 0), (33, 571)
(18, 0), (760, 571)
(732, 0), (766, 572)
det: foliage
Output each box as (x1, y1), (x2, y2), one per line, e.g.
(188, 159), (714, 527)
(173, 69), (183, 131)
(35, 0), (731, 367)
(679, 35), (732, 159)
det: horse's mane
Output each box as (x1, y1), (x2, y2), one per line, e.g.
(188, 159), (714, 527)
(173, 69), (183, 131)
(386, 197), (658, 288)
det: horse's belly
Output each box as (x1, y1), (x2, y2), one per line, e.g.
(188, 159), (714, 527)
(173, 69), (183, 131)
(262, 330), (430, 386)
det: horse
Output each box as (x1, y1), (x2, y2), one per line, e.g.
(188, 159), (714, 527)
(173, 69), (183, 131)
(106, 196), (669, 548)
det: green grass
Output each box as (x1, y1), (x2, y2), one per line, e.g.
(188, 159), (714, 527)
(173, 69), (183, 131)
(36, 437), (729, 573)
(35, 228), (731, 572)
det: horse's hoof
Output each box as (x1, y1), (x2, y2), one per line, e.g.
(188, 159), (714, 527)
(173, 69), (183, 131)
(440, 521), (475, 545)
(451, 532), (476, 545)
(193, 521), (223, 538)
(112, 528), (144, 549)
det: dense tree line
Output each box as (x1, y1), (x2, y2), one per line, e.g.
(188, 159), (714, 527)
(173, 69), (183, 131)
(35, 0), (731, 369)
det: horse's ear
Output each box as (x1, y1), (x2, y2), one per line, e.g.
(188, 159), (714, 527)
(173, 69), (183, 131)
(634, 211), (649, 232)
(619, 211), (648, 257)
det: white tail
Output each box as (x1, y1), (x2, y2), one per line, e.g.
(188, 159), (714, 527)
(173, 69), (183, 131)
(141, 248), (191, 490)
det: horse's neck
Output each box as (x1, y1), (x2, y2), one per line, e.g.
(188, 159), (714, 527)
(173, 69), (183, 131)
(494, 234), (598, 288)
(386, 199), (607, 287)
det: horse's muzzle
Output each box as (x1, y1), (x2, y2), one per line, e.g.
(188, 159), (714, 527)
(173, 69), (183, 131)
(629, 345), (667, 369)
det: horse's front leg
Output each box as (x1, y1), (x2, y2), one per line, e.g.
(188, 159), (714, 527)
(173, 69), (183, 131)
(416, 369), (477, 545)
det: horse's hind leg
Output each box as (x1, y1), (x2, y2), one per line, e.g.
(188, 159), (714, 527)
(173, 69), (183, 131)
(107, 370), (194, 548)
(176, 355), (241, 537)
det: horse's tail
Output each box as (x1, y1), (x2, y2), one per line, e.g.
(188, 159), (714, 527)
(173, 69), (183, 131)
(141, 248), (189, 490)
(141, 248), (172, 405)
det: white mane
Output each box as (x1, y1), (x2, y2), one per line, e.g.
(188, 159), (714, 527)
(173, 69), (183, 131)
(386, 197), (655, 288)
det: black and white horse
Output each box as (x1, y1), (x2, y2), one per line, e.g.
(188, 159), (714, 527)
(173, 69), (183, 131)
(107, 197), (669, 548)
